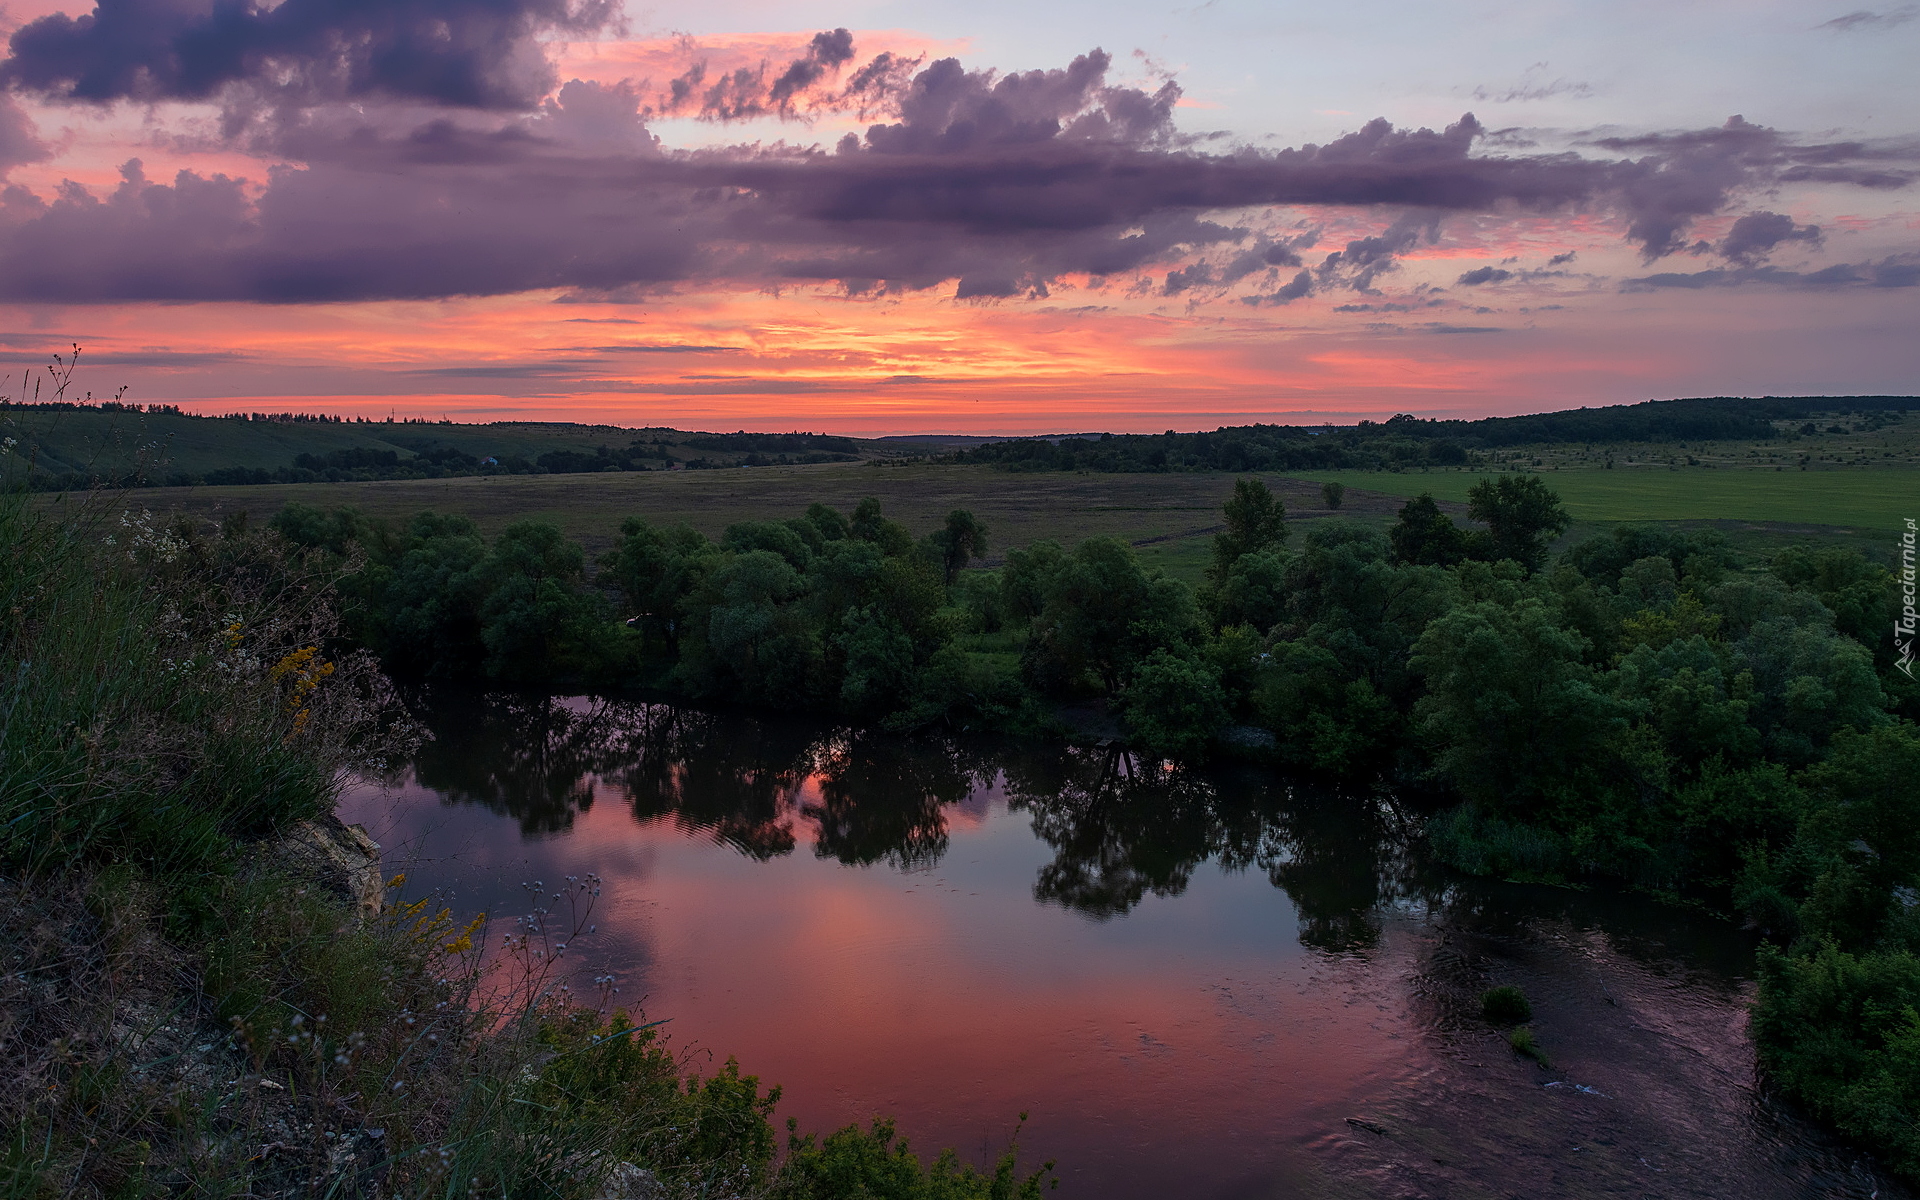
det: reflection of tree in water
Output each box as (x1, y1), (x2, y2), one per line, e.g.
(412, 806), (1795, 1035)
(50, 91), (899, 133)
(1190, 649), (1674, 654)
(407, 694), (1001, 866)
(1004, 747), (1227, 918)
(607, 707), (817, 860)
(405, 694), (1402, 950)
(1006, 748), (1395, 948)
(1254, 778), (1391, 951)
(806, 732), (996, 870)
(410, 691), (625, 836)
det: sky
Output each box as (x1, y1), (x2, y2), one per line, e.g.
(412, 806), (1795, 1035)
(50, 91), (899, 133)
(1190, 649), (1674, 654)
(0, 0), (1914, 434)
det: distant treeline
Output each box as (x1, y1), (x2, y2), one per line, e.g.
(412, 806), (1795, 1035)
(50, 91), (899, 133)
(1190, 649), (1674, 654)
(947, 395), (1920, 474)
(10, 435), (860, 491)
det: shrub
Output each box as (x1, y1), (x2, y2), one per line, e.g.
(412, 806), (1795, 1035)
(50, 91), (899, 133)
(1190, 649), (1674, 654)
(1508, 1026), (1550, 1066)
(1480, 986), (1532, 1024)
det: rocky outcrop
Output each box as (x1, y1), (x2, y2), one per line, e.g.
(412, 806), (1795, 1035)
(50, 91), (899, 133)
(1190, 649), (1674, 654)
(272, 813), (384, 919)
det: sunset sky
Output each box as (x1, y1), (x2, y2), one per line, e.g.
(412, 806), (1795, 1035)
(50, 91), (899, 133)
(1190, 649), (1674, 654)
(0, 0), (1914, 433)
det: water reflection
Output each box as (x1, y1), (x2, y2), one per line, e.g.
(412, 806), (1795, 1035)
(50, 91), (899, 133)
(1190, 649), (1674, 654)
(354, 691), (1908, 1200)
(394, 689), (1400, 944)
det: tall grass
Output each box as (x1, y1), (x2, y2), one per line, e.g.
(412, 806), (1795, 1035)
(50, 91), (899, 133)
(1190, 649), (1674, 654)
(0, 489), (408, 880)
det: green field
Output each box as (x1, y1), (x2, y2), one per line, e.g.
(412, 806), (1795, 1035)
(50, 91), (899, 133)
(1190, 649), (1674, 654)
(90, 457), (1914, 586)
(1283, 466), (1916, 533)
(101, 464), (1398, 583)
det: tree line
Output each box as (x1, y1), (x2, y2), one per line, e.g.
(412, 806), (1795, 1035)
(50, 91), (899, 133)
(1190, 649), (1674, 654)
(945, 396), (1917, 475)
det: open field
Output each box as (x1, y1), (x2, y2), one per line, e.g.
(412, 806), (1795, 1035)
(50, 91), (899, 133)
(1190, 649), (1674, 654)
(93, 457), (1910, 585)
(1281, 465), (1916, 532)
(101, 464), (1390, 582)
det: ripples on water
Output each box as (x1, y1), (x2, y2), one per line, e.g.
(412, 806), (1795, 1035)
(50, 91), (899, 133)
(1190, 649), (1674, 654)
(339, 692), (1906, 1200)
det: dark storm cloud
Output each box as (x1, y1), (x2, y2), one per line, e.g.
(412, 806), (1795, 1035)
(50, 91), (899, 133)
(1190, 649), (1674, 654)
(2, 0), (618, 109)
(0, 40), (1913, 303)
(1457, 267), (1513, 284)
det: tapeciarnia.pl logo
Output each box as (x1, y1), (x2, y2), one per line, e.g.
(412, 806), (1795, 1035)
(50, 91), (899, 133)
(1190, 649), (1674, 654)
(1899, 517), (1917, 680)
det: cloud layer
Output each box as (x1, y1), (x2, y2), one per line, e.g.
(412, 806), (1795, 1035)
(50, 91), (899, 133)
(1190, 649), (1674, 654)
(0, 19), (1914, 305)
(3, 0), (619, 109)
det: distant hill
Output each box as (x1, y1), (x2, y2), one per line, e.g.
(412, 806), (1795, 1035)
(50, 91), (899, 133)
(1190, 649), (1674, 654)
(872, 433), (1105, 447)
(0, 407), (877, 490)
(3, 394), (1914, 490)
(946, 396), (1920, 475)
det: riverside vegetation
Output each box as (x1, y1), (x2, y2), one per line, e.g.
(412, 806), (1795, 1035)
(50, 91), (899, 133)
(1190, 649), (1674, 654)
(261, 472), (1920, 1181)
(0, 489), (1058, 1199)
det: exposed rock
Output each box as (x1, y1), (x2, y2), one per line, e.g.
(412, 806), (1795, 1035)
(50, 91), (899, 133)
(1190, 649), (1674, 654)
(272, 814), (384, 919)
(597, 1162), (665, 1200)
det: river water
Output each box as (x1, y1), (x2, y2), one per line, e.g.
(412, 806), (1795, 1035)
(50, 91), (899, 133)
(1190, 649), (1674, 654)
(339, 692), (1907, 1199)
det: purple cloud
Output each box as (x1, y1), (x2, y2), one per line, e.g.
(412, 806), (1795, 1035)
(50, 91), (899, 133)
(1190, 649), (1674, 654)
(1718, 210), (1822, 264)
(0, 41), (1911, 304)
(1622, 257), (1920, 290)
(2, 0), (619, 109)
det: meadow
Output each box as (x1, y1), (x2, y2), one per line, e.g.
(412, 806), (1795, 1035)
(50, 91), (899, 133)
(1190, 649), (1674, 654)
(100, 453), (1912, 588)
(1282, 464), (1915, 531)
(102, 464), (1400, 582)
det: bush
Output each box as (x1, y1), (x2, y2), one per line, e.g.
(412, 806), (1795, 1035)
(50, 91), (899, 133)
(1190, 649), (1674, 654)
(1480, 986), (1532, 1024)
(1754, 942), (1920, 1178)
(1507, 1026), (1550, 1066)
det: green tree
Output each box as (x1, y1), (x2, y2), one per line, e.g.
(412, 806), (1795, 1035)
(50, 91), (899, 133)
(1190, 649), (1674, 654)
(1320, 480), (1345, 510)
(357, 511), (490, 678)
(1465, 475), (1571, 573)
(1389, 493), (1470, 567)
(681, 549), (820, 704)
(1212, 548), (1289, 633)
(1000, 540), (1064, 625)
(927, 509), (989, 584)
(850, 496), (916, 557)
(1025, 537), (1201, 693)
(1412, 597), (1628, 817)
(1210, 477), (1288, 582)
(599, 517), (718, 654)
(477, 521), (610, 682)
(1123, 649), (1230, 759)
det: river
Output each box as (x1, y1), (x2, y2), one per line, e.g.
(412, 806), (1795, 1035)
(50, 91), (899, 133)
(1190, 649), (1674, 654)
(338, 691), (1907, 1199)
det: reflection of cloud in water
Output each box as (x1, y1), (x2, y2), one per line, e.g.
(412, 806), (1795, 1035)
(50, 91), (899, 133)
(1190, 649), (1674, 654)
(338, 692), (1878, 1200)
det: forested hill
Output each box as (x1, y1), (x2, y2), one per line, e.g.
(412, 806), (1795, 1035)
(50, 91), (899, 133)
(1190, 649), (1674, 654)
(4, 392), (1916, 489)
(947, 395), (1920, 474)
(0, 403), (872, 490)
